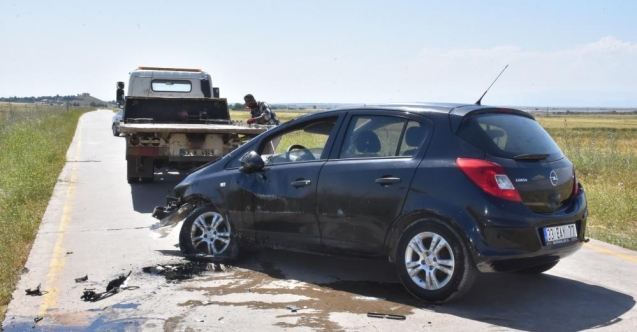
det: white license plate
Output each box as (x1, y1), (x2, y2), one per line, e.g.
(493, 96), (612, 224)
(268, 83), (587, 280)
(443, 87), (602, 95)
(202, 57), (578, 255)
(543, 224), (577, 245)
(179, 149), (216, 157)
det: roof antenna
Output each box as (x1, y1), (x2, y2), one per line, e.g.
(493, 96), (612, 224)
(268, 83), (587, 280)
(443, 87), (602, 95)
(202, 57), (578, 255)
(475, 64), (508, 105)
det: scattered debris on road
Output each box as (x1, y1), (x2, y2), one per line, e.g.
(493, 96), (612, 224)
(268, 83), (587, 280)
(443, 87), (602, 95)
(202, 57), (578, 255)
(142, 262), (232, 282)
(75, 275), (88, 283)
(34, 316), (43, 323)
(25, 284), (44, 296)
(66, 251), (73, 255)
(285, 304), (300, 312)
(80, 289), (100, 302)
(106, 271), (132, 292)
(80, 271), (135, 302)
(367, 312), (406, 320)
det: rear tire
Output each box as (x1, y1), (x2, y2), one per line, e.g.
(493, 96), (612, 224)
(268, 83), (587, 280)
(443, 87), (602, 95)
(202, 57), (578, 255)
(395, 219), (477, 303)
(179, 205), (238, 259)
(516, 261), (559, 274)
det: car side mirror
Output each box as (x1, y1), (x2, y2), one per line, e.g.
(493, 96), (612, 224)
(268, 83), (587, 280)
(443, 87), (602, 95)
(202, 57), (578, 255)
(116, 81), (125, 107)
(239, 151), (265, 173)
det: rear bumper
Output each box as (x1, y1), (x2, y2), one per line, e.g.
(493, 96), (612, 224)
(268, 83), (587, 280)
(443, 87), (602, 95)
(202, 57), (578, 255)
(471, 189), (588, 273)
(475, 240), (583, 272)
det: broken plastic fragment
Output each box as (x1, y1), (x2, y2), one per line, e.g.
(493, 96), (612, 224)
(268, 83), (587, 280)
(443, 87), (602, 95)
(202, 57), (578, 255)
(149, 220), (182, 238)
(285, 304), (299, 312)
(75, 275), (88, 283)
(106, 271), (132, 293)
(149, 203), (194, 238)
(81, 289), (98, 302)
(25, 284), (43, 296)
(367, 312), (406, 320)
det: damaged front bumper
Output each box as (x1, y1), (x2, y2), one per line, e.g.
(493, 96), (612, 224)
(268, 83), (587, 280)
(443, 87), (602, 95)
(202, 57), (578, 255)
(150, 198), (195, 238)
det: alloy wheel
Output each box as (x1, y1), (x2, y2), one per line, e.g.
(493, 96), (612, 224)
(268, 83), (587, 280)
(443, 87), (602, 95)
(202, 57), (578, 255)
(189, 211), (231, 255)
(404, 231), (455, 290)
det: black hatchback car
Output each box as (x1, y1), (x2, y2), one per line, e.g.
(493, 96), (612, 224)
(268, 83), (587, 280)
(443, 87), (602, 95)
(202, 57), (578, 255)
(152, 103), (587, 302)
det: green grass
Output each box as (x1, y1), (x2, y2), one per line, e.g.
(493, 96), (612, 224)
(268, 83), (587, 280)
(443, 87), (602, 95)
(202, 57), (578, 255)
(538, 115), (637, 250)
(536, 114), (637, 129)
(0, 105), (91, 321)
(230, 109), (309, 123)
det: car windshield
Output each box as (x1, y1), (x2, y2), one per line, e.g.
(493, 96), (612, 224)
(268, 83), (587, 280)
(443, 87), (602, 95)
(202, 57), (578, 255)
(457, 113), (563, 159)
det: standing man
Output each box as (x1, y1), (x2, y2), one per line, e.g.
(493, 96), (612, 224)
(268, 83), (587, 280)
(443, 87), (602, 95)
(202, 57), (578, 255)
(244, 94), (280, 125)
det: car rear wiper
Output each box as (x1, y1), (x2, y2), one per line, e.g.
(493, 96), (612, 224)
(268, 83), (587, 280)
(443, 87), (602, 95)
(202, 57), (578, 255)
(513, 153), (549, 161)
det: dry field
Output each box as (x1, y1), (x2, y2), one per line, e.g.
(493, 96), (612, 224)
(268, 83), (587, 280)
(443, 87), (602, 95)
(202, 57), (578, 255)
(536, 114), (637, 250)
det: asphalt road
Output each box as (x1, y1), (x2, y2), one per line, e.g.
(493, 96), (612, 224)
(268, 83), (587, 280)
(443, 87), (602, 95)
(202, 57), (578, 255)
(3, 109), (637, 332)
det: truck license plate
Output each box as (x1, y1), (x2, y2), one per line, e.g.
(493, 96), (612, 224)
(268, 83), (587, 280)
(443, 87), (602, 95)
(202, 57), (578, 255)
(179, 149), (216, 157)
(543, 224), (577, 245)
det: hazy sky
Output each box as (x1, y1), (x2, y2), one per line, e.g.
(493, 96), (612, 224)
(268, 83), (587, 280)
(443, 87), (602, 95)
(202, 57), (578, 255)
(1, 0), (636, 106)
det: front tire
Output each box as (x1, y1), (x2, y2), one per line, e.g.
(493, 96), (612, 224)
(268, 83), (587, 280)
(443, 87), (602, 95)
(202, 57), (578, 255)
(395, 219), (477, 303)
(179, 205), (237, 258)
(112, 124), (119, 136)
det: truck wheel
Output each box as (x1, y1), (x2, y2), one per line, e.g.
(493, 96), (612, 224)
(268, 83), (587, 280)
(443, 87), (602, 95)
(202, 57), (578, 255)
(179, 205), (238, 259)
(395, 219), (477, 303)
(112, 124), (119, 136)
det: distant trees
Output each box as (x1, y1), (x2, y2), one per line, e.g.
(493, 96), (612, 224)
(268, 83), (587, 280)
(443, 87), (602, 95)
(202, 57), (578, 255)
(0, 94), (106, 106)
(231, 103), (245, 110)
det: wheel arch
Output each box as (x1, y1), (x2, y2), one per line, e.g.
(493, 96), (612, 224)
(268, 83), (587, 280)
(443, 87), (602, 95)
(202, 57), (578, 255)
(182, 194), (215, 208)
(385, 210), (477, 265)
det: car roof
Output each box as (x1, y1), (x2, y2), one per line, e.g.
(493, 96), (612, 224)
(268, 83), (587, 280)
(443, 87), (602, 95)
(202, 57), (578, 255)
(292, 103), (534, 132)
(314, 102), (528, 117)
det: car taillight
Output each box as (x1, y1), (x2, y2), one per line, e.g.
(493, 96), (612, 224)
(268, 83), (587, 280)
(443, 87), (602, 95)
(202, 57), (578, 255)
(572, 167), (579, 196)
(456, 158), (522, 202)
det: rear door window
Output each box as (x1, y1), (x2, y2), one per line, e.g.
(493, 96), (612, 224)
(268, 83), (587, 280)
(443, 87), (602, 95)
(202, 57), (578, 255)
(339, 115), (427, 159)
(457, 113), (563, 159)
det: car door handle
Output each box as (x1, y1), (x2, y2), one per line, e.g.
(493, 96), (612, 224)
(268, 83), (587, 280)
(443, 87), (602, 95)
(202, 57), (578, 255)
(291, 179), (311, 188)
(375, 177), (401, 185)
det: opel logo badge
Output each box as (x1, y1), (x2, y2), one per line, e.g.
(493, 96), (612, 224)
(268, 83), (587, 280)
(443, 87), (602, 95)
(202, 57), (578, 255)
(549, 171), (558, 186)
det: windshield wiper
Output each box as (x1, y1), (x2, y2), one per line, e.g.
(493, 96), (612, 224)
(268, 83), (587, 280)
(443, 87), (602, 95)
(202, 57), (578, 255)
(513, 153), (549, 161)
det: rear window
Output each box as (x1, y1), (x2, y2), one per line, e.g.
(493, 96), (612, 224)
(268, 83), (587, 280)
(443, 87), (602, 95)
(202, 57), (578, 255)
(151, 79), (192, 93)
(457, 113), (563, 159)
